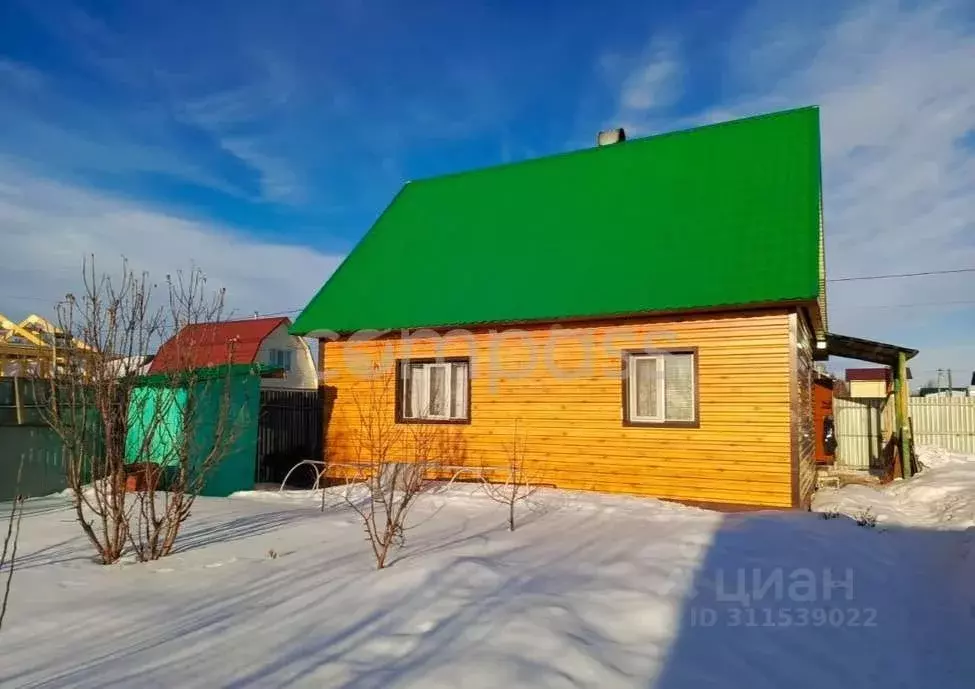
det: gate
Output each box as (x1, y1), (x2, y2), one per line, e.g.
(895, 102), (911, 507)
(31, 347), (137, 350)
(833, 397), (887, 471)
(255, 389), (322, 486)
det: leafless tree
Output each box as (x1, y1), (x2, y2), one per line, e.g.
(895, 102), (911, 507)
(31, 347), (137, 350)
(0, 468), (24, 634)
(344, 362), (445, 569)
(41, 258), (245, 564)
(483, 420), (538, 531)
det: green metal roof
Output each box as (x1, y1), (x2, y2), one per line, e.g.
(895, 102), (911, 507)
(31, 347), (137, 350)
(292, 107), (823, 335)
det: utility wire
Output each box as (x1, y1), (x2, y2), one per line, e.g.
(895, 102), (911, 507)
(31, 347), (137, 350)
(827, 267), (975, 283)
(5, 268), (975, 317)
(846, 299), (975, 310)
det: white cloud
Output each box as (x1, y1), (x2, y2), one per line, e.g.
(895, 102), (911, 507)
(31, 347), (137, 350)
(172, 54), (305, 203)
(0, 58), (45, 91)
(619, 42), (681, 113)
(601, 37), (683, 134)
(219, 138), (302, 203)
(0, 58), (248, 198)
(0, 161), (342, 323)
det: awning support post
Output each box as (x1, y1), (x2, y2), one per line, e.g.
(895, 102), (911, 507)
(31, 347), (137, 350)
(897, 351), (913, 479)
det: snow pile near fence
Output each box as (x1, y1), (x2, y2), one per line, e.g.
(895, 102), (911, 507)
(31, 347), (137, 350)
(813, 446), (975, 529)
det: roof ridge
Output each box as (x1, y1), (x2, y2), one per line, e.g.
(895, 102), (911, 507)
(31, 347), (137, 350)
(407, 105), (819, 187)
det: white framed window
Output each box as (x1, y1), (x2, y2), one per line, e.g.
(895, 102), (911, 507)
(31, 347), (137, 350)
(623, 350), (697, 425)
(398, 358), (470, 422)
(269, 348), (293, 372)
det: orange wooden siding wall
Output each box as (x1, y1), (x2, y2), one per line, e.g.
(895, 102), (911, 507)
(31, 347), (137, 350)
(794, 313), (817, 509)
(320, 310), (795, 508)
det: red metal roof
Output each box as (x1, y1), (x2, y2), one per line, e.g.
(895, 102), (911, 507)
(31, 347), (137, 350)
(149, 317), (289, 373)
(845, 367), (891, 382)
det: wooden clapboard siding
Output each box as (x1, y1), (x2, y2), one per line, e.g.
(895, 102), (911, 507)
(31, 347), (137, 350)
(793, 313), (817, 509)
(320, 309), (794, 507)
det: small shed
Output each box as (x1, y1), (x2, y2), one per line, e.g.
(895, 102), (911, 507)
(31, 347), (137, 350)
(845, 368), (892, 399)
(124, 364), (276, 496)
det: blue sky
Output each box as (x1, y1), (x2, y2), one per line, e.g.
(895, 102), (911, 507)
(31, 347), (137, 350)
(1, 0), (974, 382)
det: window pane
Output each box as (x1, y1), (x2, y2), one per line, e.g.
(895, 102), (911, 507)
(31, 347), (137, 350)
(428, 365), (447, 416)
(409, 363), (425, 417)
(450, 362), (468, 418)
(634, 357), (658, 418)
(401, 362), (414, 417)
(665, 354), (694, 421)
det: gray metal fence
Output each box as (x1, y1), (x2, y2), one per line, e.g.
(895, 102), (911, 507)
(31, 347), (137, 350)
(0, 377), (67, 500)
(833, 397), (886, 471)
(909, 397), (975, 455)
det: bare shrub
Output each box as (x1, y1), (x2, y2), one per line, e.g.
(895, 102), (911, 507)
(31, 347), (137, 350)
(854, 508), (878, 529)
(344, 362), (445, 569)
(126, 364), (246, 561)
(483, 420), (538, 531)
(41, 258), (243, 564)
(0, 468), (24, 633)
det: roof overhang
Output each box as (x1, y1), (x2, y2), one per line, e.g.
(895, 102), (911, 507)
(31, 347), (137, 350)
(824, 333), (918, 367)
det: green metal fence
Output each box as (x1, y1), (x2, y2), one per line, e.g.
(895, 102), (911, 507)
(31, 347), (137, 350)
(1, 367), (265, 501)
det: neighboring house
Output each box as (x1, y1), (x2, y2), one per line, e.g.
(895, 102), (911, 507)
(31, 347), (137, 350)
(106, 355), (155, 378)
(916, 388), (973, 398)
(914, 372), (974, 398)
(845, 368), (892, 399)
(150, 317), (317, 390)
(0, 313), (94, 376)
(292, 107), (911, 510)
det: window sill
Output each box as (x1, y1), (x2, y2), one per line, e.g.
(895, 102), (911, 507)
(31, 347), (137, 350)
(396, 418), (471, 426)
(623, 419), (700, 429)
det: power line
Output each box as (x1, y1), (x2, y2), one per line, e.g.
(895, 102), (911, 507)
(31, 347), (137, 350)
(827, 267), (975, 283)
(846, 299), (975, 310)
(6, 268), (975, 318)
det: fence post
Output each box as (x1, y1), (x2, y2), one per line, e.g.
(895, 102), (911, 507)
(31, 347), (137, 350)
(13, 375), (23, 426)
(897, 352), (912, 479)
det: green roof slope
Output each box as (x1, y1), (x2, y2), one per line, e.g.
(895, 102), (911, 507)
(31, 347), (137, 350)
(293, 107), (822, 335)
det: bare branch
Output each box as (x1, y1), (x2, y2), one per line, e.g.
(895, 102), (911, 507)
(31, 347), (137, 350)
(482, 419), (538, 531)
(36, 257), (238, 564)
(342, 362), (451, 569)
(0, 464), (24, 633)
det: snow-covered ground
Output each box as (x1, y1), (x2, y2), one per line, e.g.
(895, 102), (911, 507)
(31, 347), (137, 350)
(1, 451), (974, 688)
(813, 445), (975, 529)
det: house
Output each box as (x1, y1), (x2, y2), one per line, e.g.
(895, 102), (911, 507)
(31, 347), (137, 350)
(106, 354), (155, 378)
(845, 368), (892, 399)
(292, 107), (916, 510)
(916, 387), (972, 398)
(0, 313), (94, 377)
(150, 317), (317, 390)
